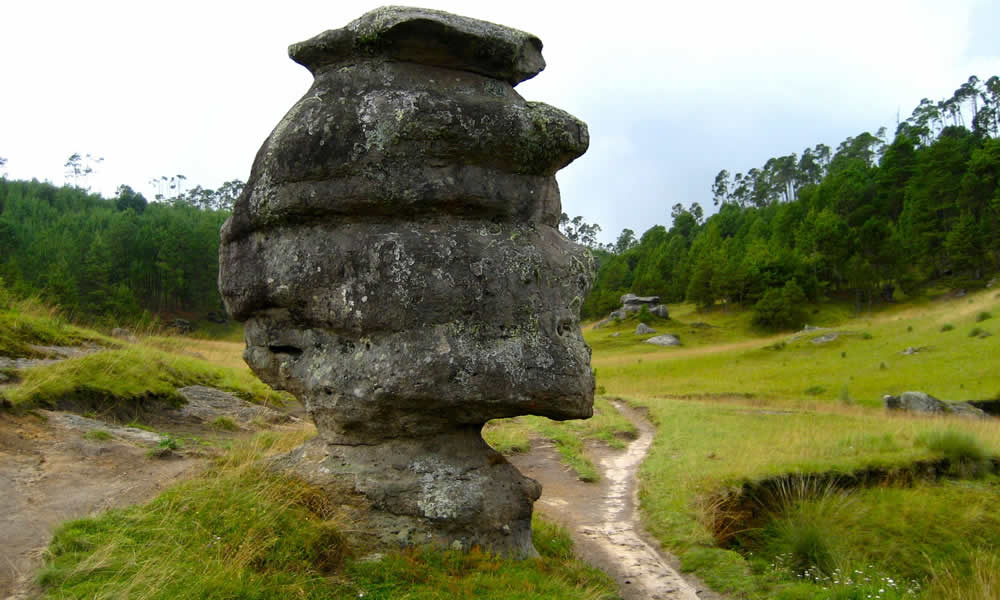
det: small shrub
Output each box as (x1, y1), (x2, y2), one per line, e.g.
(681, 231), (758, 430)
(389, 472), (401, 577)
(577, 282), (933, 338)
(969, 327), (988, 338)
(210, 416), (238, 431)
(158, 436), (180, 450)
(880, 361), (888, 370)
(940, 323), (954, 332)
(861, 332), (873, 340)
(907, 325), (913, 332)
(637, 305), (653, 325)
(804, 386), (826, 396)
(83, 430), (112, 442)
(976, 311), (992, 322)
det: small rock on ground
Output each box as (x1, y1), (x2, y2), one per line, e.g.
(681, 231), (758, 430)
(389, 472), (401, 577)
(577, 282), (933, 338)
(645, 334), (680, 347)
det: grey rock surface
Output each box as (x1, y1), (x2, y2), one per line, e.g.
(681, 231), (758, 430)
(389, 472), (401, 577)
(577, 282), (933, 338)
(645, 334), (681, 347)
(635, 323), (656, 335)
(218, 6), (592, 558)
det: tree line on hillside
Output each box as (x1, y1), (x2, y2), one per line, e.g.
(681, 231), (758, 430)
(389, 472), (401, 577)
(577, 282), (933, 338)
(581, 75), (1000, 329)
(0, 178), (231, 322)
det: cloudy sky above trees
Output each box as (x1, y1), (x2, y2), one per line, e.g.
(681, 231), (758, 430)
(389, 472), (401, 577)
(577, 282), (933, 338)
(2, 0), (998, 242)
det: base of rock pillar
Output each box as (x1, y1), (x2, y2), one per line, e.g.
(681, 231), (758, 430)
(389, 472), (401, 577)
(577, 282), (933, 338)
(270, 429), (541, 558)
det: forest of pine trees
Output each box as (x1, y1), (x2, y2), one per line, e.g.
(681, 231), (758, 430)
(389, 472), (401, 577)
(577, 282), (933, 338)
(582, 75), (1000, 327)
(0, 179), (230, 323)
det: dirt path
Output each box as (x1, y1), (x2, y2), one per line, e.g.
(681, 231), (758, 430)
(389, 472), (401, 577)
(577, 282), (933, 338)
(511, 401), (718, 600)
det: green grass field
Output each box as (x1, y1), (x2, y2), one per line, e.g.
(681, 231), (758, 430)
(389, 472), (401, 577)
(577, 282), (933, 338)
(579, 288), (1000, 598)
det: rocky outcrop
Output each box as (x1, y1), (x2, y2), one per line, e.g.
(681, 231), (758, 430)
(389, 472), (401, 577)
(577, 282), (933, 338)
(635, 323), (656, 335)
(218, 7), (593, 557)
(594, 295), (668, 327)
(883, 391), (986, 418)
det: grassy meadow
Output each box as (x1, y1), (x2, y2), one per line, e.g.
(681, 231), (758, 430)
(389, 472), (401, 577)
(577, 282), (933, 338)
(5, 282), (1000, 598)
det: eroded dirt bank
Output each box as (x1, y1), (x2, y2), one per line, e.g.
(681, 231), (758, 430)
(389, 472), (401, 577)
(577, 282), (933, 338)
(511, 401), (719, 600)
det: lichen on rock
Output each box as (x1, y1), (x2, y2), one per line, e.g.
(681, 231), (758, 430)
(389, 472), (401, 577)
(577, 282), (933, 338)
(219, 5), (593, 557)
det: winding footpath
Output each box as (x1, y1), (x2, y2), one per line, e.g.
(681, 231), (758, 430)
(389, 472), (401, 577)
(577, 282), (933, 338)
(511, 401), (709, 600)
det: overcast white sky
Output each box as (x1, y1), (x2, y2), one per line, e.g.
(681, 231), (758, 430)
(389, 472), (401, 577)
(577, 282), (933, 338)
(2, 1), (998, 242)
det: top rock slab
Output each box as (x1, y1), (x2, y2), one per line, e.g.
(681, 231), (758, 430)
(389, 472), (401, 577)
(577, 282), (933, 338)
(289, 5), (546, 85)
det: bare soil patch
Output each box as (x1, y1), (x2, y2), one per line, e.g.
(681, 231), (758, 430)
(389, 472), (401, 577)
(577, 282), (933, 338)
(0, 411), (202, 599)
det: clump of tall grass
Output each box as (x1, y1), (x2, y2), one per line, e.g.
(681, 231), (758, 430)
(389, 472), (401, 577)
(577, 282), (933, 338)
(923, 550), (1000, 600)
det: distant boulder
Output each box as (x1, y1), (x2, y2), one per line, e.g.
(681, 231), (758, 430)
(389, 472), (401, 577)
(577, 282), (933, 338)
(811, 333), (839, 344)
(883, 391), (986, 418)
(646, 334), (680, 347)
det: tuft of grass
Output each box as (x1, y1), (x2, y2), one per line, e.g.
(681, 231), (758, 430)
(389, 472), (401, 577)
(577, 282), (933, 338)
(940, 323), (955, 332)
(976, 311), (992, 322)
(922, 549), (1000, 600)
(804, 385), (825, 396)
(83, 430), (112, 442)
(38, 431), (616, 600)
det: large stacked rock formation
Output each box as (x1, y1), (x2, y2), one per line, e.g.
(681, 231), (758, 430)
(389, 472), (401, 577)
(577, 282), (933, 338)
(219, 6), (593, 557)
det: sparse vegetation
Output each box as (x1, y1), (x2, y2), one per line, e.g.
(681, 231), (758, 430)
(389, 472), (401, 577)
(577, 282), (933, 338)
(83, 430), (112, 442)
